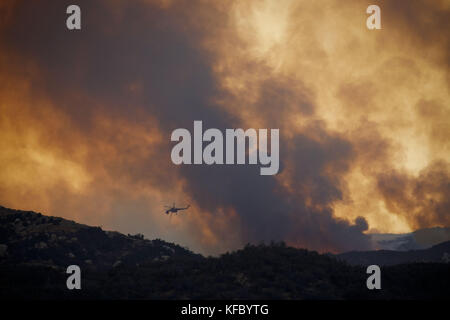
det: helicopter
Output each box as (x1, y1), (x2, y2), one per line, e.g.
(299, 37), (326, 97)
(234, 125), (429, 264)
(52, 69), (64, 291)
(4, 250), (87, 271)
(164, 203), (190, 216)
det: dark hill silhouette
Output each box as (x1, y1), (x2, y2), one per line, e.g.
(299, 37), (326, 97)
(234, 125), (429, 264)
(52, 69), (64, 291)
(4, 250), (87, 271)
(0, 206), (199, 270)
(0, 206), (449, 299)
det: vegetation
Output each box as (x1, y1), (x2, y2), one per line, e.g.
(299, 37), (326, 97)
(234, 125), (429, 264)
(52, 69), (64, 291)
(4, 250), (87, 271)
(1, 206), (449, 300)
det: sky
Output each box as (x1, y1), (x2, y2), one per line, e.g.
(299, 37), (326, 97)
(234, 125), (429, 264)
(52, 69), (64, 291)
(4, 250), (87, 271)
(0, 0), (449, 255)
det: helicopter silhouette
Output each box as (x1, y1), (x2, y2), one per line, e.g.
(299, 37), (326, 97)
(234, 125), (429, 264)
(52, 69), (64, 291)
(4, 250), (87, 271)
(164, 203), (190, 216)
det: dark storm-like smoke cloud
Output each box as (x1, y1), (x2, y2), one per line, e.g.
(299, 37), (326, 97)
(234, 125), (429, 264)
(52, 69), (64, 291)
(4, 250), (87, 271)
(377, 161), (450, 229)
(0, 0), (373, 252)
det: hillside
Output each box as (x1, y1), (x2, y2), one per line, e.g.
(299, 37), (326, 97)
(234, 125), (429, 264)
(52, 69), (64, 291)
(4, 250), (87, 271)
(0, 206), (199, 270)
(0, 206), (449, 300)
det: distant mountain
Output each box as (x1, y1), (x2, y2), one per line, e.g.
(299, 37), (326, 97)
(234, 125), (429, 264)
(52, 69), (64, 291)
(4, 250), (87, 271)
(1, 206), (449, 300)
(369, 227), (450, 251)
(336, 241), (450, 266)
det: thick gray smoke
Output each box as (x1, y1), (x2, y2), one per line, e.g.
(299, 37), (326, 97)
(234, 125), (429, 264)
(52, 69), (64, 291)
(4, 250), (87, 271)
(0, 0), (373, 252)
